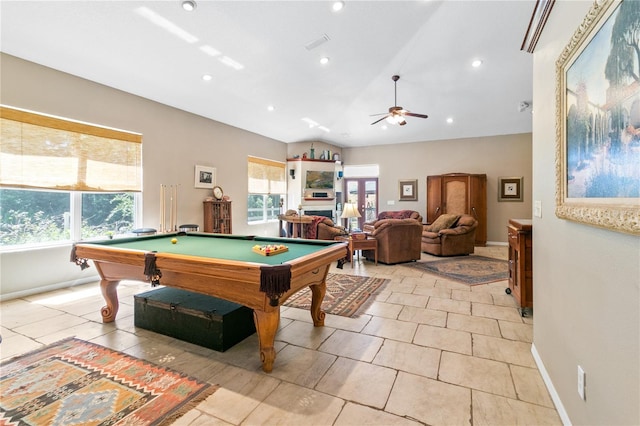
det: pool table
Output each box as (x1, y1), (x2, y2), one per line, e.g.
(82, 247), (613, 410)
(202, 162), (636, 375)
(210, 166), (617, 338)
(71, 232), (347, 372)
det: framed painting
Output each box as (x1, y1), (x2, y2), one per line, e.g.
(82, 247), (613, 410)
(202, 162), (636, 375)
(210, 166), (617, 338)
(556, 0), (640, 235)
(399, 179), (417, 201)
(498, 177), (523, 202)
(194, 165), (215, 189)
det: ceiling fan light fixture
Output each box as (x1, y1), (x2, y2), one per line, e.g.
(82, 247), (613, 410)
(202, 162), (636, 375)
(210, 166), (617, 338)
(181, 0), (197, 12)
(370, 75), (428, 126)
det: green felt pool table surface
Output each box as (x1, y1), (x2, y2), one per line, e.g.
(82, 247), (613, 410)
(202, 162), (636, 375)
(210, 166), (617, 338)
(72, 232), (347, 373)
(92, 233), (339, 265)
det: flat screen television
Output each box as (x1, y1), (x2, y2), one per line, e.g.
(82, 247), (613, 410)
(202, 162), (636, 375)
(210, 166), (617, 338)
(305, 171), (334, 189)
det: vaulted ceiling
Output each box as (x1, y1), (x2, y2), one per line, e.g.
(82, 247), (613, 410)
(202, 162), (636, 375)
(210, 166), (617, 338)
(1, 0), (535, 147)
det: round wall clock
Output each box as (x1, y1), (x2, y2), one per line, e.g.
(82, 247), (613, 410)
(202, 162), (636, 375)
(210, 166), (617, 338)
(213, 186), (224, 200)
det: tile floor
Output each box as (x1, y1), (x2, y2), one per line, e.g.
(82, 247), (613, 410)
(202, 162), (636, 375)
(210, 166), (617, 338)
(0, 246), (561, 425)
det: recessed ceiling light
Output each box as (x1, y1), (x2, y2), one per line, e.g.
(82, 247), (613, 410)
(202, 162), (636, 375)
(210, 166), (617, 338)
(471, 59), (483, 68)
(381, 125), (388, 130)
(202, 74), (212, 81)
(320, 57), (330, 65)
(182, 1), (197, 12)
(267, 105), (275, 111)
(446, 117), (453, 124)
(332, 1), (345, 12)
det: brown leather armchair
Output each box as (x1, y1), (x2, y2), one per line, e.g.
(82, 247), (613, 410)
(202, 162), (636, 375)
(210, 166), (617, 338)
(363, 218), (423, 264)
(363, 210), (422, 233)
(316, 217), (348, 240)
(421, 214), (477, 256)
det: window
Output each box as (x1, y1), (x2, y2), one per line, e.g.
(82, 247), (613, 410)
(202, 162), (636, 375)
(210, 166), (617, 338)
(0, 106), (142, 247)
(247, 156), (285, 223)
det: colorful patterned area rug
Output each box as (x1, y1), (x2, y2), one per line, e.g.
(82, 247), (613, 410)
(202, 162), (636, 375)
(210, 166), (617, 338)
(0, 338), (216, 425)
(283, 273), (389, 317)
(404, 255), (509, 285)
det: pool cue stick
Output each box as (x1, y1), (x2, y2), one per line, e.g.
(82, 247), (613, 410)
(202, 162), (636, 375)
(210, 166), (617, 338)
(169, 185), (173, 233)
(172, 185), (177, 232)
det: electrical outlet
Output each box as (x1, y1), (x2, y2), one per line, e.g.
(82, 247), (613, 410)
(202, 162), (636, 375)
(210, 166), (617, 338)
(577, 365), (586, 400)
(387, 200), (395, 205)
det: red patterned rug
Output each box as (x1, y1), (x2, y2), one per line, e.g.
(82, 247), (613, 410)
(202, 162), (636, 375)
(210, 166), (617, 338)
(283, 273), (389, 317)
(0, 338), (216, 425)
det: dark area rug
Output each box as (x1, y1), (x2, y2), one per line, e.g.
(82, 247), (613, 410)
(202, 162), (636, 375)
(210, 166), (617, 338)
(283, 273), (389, 317)
(0, 337), (217, 425)
(404, 255), (509, 285)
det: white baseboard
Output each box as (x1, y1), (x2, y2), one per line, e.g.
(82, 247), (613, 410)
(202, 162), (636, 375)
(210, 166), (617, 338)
(531, 343), (572, 425)
(486, 241), (508, 246)
(0, 276), (99, 301)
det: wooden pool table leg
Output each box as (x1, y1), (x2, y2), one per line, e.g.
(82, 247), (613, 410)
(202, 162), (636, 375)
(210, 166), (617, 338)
(100, 279), (120, 323)
(253, 309), (279, 373)
(309, 281), (327, 326)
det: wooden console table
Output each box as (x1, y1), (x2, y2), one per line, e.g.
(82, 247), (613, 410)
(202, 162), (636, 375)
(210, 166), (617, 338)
(507, 219), (532, 316)
(278, 214), (314, 238)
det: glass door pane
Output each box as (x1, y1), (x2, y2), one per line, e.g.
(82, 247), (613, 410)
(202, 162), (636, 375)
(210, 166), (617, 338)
(343, 178), (378, 231)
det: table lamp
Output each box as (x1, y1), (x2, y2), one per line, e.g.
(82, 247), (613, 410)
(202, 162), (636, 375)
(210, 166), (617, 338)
(341, 203), (361, 233)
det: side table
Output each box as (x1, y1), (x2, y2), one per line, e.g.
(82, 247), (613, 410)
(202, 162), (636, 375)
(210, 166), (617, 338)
(335, 235), (378, 268)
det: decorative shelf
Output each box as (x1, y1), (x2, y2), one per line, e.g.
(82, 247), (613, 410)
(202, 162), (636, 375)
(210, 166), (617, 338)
(287, 158), (337, 163)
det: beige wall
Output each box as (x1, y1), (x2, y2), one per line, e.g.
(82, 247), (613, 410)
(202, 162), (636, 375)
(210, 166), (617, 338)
(532, 1), (639, 424)
(0, 53), (286, 297)
(0, 53), (532, 297)
(342, 134), (533, 243)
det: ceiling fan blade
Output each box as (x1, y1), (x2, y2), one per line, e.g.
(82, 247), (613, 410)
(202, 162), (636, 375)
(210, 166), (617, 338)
(370, 115), (390, 125)
(404, 112), (429, 119)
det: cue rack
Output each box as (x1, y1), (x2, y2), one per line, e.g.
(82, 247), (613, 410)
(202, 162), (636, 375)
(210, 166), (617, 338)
(159, 184), (179, 233)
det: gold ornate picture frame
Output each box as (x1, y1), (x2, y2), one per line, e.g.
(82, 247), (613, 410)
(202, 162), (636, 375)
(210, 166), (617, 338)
(556, 0), (640, 235)
(399, 179), (418, 201)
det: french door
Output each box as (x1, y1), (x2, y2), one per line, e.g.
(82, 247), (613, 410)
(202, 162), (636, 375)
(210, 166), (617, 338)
(343, 178), (378, 230)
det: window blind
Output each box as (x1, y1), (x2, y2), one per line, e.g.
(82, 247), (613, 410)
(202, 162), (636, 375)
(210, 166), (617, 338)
(248, 156), (286, 194)
(0, 105), (142, 192)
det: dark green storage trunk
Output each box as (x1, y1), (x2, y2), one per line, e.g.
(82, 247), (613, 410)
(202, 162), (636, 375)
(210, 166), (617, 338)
(134, 287), (256, 352)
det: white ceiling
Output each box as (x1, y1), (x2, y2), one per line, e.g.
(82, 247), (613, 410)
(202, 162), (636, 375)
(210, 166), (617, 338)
(0, 0), (535, 148)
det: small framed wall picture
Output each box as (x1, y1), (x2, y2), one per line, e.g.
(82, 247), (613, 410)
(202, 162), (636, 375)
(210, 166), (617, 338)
(195, 165), (216, 189)
(498, 176), (523, 202)
(399, 179), (418, 201)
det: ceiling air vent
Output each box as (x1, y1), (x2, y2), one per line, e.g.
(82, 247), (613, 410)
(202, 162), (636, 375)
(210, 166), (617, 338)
(304, 34), (330, 51)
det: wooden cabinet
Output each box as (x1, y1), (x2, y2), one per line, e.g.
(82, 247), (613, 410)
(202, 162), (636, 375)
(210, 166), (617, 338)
(203, 201), (232, 234)
(426, 173), (487, 246)
(507, 219), (532, 314)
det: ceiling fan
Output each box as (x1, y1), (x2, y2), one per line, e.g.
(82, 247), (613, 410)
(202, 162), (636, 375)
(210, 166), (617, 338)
(370, 75), (428, 126)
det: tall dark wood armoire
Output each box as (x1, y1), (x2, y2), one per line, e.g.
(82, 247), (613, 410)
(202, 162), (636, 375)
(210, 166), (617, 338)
(426, 173), (487, 246)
